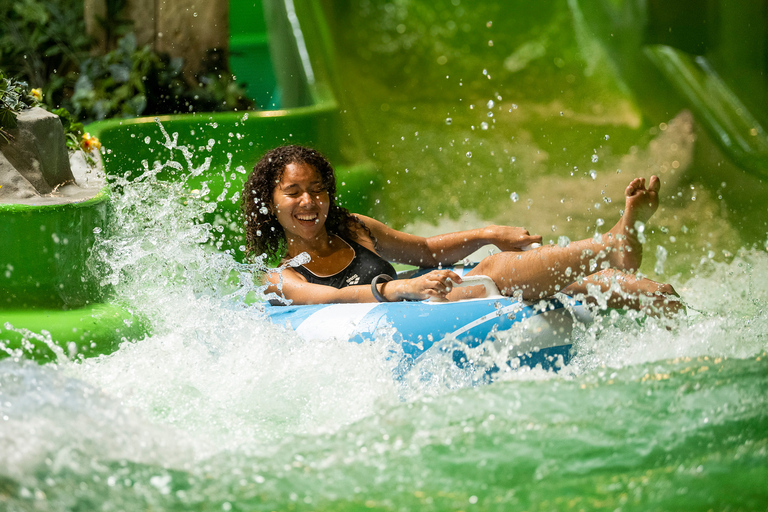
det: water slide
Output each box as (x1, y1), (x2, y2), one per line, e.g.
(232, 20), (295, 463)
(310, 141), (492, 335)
(3, 0), (767, 361)
(576, 0), (768, 179)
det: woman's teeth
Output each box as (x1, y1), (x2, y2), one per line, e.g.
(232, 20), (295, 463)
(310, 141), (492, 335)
(296, 213), (317, 222)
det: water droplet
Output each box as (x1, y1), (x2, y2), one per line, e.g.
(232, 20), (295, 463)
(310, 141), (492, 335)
(480, 122), (489, 130)
(589, 170), (597, 180)
(193, 12), (198, 17)
(486, 21), (493, 28)
(591, 154), (599, 163)
(93, 227), (102, 234)
(486, 100), (494, 109)
(487, 111), (493, 118)
(655, 245), (668, 274)
(635, 221), (646, 243)
(482, 69), (488, 76)
(510, 156), (516, 163)
(466, 152), (472, 158)
(445, 118), (452, 125)
(604, 134), (610, 140)
(596, 218), (605, 227)
(558, 236), (571, 247)
(510, 192), (519, 202)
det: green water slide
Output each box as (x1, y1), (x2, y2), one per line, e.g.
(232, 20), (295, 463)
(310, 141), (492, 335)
(1, 0), (375, 361)
(577, 0), (768, 179)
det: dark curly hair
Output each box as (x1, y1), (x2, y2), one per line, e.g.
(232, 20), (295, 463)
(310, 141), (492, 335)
(242, 145), (373, 264)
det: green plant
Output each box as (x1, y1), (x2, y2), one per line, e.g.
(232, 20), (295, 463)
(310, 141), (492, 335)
(2, 1), (254, 125)
(0, 72), (39, 142)
(51, 106), (86, 152)
(71, 33), (254, 123)
(0, 0), (92, 108)
(70, 33), (161, 121)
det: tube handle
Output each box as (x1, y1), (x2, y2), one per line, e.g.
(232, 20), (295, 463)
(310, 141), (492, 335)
(449, 275), (501, 298)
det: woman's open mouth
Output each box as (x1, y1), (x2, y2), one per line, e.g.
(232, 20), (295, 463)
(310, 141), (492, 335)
(295, 212), (319, 223)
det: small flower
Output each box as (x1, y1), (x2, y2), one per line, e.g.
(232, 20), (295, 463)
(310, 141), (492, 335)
(80, 132), (101, 152)
(30, 88), (43, 101)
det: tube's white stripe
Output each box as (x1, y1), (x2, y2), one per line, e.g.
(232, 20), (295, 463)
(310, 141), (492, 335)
(295, 303), (379, 340)
(448, 302), (530, 338)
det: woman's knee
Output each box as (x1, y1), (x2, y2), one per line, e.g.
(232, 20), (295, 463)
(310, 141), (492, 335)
(656, 283), (678, 297)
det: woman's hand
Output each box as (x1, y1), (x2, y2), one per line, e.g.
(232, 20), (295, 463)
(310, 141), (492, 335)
(382, 269), (463, 301)
(484, 225), (542, 252)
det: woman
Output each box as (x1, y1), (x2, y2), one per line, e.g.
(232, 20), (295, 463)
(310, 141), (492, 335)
(242, 145), (678, 312)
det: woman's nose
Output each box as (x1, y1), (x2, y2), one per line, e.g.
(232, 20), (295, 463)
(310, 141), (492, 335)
(299, 191), (313, 205)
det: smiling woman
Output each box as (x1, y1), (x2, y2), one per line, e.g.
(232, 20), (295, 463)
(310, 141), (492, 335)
(242, 145), (380, 266)
(242, 145), (680, 313)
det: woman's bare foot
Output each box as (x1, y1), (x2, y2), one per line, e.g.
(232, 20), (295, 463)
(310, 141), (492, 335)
(623, 176), (660, 226)
(606, 176), (661, 272)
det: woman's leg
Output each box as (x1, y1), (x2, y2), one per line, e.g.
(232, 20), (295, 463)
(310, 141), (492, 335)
(465, 176), (661, 301)
(561, 269), (682, 315)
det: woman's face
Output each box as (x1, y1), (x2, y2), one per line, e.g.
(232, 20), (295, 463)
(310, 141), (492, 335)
(272, 162), (330, 244)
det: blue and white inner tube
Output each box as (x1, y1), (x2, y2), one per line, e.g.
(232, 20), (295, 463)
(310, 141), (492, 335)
(263, 265), (593, 372)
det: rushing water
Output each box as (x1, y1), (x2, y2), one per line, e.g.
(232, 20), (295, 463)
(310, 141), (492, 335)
(1, 124), (767, 511)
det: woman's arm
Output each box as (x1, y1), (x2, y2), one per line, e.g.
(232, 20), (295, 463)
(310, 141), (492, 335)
(265, 267), (467, 305)
(354, 215), (542, 267)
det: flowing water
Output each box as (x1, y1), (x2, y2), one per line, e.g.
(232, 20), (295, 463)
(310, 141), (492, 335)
(1, 121), (767, 511)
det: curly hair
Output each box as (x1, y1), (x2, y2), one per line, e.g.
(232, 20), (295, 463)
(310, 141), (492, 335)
(241, 145), (373, 264)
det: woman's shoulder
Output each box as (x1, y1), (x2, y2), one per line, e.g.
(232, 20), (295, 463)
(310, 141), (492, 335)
(341, 214), (379, 251)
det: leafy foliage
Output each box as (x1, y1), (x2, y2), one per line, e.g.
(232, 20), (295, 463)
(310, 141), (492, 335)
(51, 106), (86, 152)
(71, 34), (253, 123)
(0, 72), (39, 142)
(1, 1), (254, 126)
(0, 0), (91, 108)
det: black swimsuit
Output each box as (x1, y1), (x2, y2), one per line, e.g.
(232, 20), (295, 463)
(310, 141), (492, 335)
(293, 237), (397, 288)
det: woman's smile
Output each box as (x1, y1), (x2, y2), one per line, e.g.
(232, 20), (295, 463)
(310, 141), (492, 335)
(295, 212), (319, 223)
